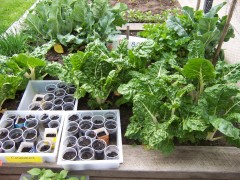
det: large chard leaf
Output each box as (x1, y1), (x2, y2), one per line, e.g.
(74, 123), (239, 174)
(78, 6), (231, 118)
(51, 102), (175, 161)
(209, 116), (239, 139)
(183, 117), (208, 132)
(201, 84), (240, 116)
(215, 61), (240, 83)
(183, 58), (215, 82)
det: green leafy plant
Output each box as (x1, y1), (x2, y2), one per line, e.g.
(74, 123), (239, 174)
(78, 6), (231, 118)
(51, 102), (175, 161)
(0, 30), (30, 56)
(45, 39), (154, 108)
(3, 53), (46, 90)
(26, 0), (127, 49)
(126, 8), (180, 23)
(139, 2), (234, 67)
(23, 168), (85, 180)
(120, 57), (240, 154)
(0, 74), (22, 112)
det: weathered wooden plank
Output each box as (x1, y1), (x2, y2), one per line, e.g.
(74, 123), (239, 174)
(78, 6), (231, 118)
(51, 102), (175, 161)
(117, 23), (146, 31)
(1, 145), (240, 179)
(0, 175), (20, 180)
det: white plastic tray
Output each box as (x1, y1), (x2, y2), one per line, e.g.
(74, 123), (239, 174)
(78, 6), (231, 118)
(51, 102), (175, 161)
(57, 110), (123, 170)
(18, 80), (78, 111)
(0, 110), (64, 163)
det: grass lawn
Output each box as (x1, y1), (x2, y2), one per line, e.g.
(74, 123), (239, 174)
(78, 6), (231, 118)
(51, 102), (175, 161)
(0, 0), (36, 32)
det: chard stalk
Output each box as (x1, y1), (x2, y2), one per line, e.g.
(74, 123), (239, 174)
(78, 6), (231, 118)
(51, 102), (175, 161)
(140, 101), (158, 124)
(0, 98), (7, 112)
(206, 128), (223, 141)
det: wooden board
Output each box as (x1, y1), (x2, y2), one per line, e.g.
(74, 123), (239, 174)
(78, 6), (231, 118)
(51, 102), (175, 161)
(1, 145), (240, 179)
(117, 23), (146, 31)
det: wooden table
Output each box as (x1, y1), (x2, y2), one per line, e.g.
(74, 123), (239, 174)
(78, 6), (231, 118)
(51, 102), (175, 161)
(1, 145), (240, 180)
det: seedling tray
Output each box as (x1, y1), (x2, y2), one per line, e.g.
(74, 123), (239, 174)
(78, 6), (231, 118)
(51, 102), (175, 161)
(57, 110), (123, 170)
(18, 80), (78, 111)
(0, 111), (64, 163)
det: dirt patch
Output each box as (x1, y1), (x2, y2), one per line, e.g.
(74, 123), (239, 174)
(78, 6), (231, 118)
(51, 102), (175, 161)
(110, 0), (180, 14)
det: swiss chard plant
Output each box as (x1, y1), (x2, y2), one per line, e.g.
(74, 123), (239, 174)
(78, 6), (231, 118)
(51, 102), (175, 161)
(3, 53), (46, 90)
(120, 57), (240, 154)
(139, 2), (234, 68)
(26, 0), (127, 49)
(45, 39), (154, 108)
(0, 74), (21, 112)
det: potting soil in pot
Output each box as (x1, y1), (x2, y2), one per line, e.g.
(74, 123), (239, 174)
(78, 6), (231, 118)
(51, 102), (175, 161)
(69, 115), (79, 121)
(81, 152), (93, 159)
(63, 152), (76, 160)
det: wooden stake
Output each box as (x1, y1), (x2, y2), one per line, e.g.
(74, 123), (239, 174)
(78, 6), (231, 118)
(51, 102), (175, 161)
(196, 0), (201, 10)
(126, 25), (130, 40)
(212, 0), (237, 66)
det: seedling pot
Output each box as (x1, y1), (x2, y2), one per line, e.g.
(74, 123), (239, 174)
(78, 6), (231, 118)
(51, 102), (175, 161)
(28, 102), (41, 111)
(24, 119), (39, 129)
(91, 115), (105, 129)
(92, 139), (107, 160)
(53, 98), (63, 106)
(45, 84), (57, 93)
(0, 119), (14, 130)
(41, 101), (53, 110)
(52, 105), (63, 110)
(25, 114), (36, 120)
(104, 120), (117, 134)
(104, 145), (119, 160)
(54, 88), (66, 99)
(63, 95), (75, 104)
(17, 142), (35, 153)
(5, 114), (17, 121)
(2, 140), (16, 153)
(49, 114), (60, 121)
(0, 128), (9, 142)
(23, 129), (37, 143)
(36, 140), (52, 153)
(77, 136), (92, 150)
(79, 120), (93, 134)
(43, 93), (55, 102)
(95, 127), (109, 145)
(85, 130), (97, 140)
(15, 116), (26, 128)
(62, 147), (77, 161)
(79, 147), (94, 160)
(104, 112), (117, 121)
(8, 128), (23, 143)
(67, 122), (79, 137)
(63, 136), (78, 150)
(80, 112), (93, 121)
(68, 113), (80, 123)
(57, 82), (67, 90)
(48, 120), (60, 130)
(63, 102), (74, 111)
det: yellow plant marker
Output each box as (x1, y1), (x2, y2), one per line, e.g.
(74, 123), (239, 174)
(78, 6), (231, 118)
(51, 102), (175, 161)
(5, 156), (43, 163)
(54, 44), (64, 54)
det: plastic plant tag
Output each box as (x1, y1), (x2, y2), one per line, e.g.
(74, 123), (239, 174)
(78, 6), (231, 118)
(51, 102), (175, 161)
(5, 156), (43, 163)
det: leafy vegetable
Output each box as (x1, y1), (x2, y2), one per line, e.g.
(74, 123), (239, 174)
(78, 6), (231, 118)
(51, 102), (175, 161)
(26, 0), (127, 49)
(0, 74), (21, 111)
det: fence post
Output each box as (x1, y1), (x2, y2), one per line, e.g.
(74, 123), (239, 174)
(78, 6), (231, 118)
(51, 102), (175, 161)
(212, 0), (237, 66)
(196, 0), (201, 10)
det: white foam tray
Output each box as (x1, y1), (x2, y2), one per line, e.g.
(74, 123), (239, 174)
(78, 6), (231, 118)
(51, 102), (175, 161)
(57, 110), (123, 170)
(18, 80), (78, 111)
(0, 110), (65, 163)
